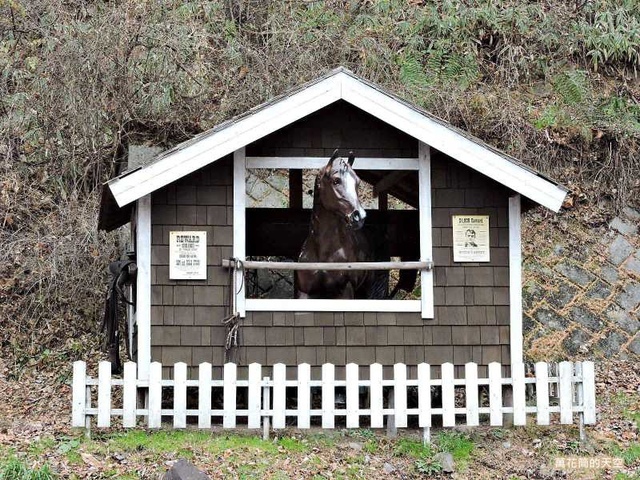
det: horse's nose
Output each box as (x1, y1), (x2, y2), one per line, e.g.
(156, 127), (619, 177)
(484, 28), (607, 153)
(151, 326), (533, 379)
(349, 209), (366, 229)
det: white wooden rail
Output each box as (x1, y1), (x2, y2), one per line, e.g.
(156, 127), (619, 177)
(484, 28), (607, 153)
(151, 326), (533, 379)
(72, 361), (596, 431)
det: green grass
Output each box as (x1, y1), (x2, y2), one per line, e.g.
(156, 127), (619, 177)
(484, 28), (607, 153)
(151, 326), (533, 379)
(393, 438), (434, 459)
(436, 431), (474, 463)
(277, 437), (309, 453)
(0, 456), (55, 480)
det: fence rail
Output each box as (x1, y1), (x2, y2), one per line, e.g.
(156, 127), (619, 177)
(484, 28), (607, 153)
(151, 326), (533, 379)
(71, 361), (596, 432)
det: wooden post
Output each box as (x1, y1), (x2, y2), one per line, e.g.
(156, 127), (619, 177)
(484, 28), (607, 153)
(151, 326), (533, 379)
(289, 169), (303, 209)
(262, 376), (270, 441)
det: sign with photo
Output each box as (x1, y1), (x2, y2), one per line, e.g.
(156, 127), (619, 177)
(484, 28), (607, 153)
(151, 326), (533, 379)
(452, 215), (490, 262)
(169, 231), (207, 280)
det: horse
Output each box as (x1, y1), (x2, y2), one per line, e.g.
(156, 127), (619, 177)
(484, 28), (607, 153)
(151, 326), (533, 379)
(295, 150), (383, 299)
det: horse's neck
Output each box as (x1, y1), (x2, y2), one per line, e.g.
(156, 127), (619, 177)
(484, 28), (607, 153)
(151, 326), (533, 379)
(310, 205), (360, 259)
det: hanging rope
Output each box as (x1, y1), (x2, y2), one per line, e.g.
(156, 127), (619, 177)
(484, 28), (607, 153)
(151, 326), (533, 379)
(222, 257), (243, 363)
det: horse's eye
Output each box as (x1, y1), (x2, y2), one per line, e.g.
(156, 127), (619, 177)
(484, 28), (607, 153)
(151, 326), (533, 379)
(333, 178), (341, 185)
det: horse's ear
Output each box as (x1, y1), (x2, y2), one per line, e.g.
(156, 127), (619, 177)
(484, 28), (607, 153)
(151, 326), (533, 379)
(329, 148), (339, 163)
(347, 151), (355, 166)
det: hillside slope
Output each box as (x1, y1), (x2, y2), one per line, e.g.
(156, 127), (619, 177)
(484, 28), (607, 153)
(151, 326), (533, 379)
(1, 0), (639, 376)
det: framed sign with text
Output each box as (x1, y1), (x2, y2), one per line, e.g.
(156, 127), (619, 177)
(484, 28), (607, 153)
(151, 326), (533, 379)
(452, 215), (490, 262)
(169, 231), (207, 279)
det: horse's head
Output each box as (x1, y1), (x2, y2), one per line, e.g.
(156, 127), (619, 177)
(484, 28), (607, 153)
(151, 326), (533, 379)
(316, 150), (366, 230)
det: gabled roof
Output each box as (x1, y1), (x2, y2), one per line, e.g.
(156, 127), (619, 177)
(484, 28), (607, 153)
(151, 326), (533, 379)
(106, 67), (567, 212)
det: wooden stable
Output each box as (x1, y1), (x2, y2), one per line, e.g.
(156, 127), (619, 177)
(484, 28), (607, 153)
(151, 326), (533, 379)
(99, 68), (567, 381)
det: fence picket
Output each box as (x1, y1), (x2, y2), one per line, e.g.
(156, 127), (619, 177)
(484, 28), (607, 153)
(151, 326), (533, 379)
(535, 362), (549, 425)
(581, 361), (596, 425)
(223, 363), (237, 428)
(465, 363), (479, 427)
(370, 363), (383, 428)
(97, 361), (112, 428)
(198, 363), (212, 429)
(71, 360), (596, 432)
(173, 362), (187, 428)
(346, 363), (359, 428)
(72, 361), (87, 428)
(321, 364), (335, 429)
(489, 362), (503, 426)
(394, 363), (407, 428)
(441, 363), (455, 427)
(512, 363), (526, 426)
(298, 363), (311, 429)
(559, 361), (574, 425)
(122, 362), (137, 428)
(248, 363), (262, 429)
(148, 362), (162, 428)
(273, 363), (286, 429)
(418, 363), (431, 428)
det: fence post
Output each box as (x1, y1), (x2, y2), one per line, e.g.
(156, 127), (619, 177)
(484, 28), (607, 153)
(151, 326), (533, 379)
(575, 362), (585, 441)
(123, 362), (137, 428)
(262, 376), (270, 441)
(248, 363), (262, 429)
(72, 361), (87, 429)
(97, 361), (112, 428)
(198, 363), (212, 429)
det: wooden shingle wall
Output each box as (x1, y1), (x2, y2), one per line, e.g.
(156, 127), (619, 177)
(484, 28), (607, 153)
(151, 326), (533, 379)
(148, 102), (513, 377)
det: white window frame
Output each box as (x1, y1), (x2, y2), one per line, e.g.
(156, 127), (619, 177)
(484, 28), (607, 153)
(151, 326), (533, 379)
(233, 143), (434, 319)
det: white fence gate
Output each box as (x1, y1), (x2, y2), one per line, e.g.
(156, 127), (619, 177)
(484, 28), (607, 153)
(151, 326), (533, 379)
(72, 361), (596, 432)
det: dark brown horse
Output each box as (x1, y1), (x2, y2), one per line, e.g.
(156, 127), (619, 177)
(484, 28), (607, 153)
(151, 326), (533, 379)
(295, 150), (380, 299)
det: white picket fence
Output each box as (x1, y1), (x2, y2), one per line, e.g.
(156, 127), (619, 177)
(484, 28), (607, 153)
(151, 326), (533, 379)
(71, 361), (596, 431)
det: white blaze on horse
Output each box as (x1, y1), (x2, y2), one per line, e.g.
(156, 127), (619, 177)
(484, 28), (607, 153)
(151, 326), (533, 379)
(295, 150), (383, 299)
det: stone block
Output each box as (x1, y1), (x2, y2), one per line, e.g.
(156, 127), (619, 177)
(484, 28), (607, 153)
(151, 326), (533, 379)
(623, 207), (640, 220)
(615, 282), (640, 310)
(623, 256), (640, 276)
(555, 261), (595, 287)
(163, 459), (210, 480)
(605, 305), (640, 334)
(610, 217), (637, 236)
(563, 328), (591, 356)
(597, 331), (628, 358)
(533, 306), (568, 331)
(586, 280), (612, 301)
(570, 306), (603, 331)
(609, 235), (634, 265)
(629, 334), (640, 356)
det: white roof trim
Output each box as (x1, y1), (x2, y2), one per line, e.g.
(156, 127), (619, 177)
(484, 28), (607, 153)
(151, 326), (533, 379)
(108, 70), (567, 211)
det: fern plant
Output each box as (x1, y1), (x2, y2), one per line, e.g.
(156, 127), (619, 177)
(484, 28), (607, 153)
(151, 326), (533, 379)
(553, 70), (589, 105)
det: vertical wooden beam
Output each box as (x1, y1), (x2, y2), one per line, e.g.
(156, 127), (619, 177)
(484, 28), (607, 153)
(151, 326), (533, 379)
(418, 142), (434, 319)
(289, 169), (303, 209)
(136, 195), (151, 381)
(378, 192), (388, 211)
(509, 195), (523, 365)
(233, 148), (246, 317)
